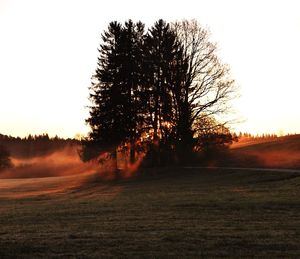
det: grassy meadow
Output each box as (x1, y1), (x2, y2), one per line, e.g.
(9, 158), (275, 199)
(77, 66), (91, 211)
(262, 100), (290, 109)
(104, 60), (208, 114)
(0, 166), (300, 258)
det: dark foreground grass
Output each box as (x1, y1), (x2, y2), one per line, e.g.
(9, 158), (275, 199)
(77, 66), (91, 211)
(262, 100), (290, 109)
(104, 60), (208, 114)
(0, 167), (300, 258)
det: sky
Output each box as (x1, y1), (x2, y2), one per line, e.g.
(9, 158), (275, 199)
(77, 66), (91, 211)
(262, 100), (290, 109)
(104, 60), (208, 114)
(0, 0), (299, 138)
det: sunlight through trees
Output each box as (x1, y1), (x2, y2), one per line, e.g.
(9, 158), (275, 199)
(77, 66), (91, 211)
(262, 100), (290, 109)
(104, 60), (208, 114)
(82, 19), (237, 168)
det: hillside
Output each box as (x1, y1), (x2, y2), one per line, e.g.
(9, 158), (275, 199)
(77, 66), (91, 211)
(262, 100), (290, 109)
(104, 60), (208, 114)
(232, 134), (300, 151)
(221, 134), (300, 169)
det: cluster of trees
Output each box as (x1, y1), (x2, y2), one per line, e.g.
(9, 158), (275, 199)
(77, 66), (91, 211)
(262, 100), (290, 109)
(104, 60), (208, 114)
(0, 133), (78, 159)
(82, 19), (236, 167)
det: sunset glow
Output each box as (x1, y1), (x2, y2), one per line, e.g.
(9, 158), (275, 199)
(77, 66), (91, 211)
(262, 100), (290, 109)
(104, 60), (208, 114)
(0, 0), (299, 137)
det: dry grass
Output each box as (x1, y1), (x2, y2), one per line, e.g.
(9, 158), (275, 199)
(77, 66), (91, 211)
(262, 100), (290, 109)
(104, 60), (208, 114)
(0, 167), (300, 258)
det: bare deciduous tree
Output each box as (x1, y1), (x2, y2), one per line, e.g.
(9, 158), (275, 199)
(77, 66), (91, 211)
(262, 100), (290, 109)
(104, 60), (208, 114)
(172, 20), (236, 151)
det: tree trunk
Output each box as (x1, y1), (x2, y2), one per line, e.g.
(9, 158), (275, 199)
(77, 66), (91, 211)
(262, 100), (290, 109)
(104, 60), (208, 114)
(130, 140), (135, 164)
(111, 148), (119, 176)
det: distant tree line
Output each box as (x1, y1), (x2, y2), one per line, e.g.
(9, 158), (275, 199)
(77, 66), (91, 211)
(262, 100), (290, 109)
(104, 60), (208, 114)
(0, 133), (78, 160)
(237, 132), (278, 140)
(82, 19), (237, 168)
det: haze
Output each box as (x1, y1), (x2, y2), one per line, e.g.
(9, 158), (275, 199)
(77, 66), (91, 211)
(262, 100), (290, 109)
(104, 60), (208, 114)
(0, 0), (299, 138)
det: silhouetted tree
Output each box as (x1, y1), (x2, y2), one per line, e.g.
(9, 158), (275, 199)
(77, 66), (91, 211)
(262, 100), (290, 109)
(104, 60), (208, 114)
(84, 21), (124, 170)
(172, 20), (236, 158)
(83, 20), (146, 169)
(144, 19), (186, 164)
(119, 20), (145, 164)
(193, 115), (236, 154)
(84, 19), (237, 168)
(0, 145), (12, 170)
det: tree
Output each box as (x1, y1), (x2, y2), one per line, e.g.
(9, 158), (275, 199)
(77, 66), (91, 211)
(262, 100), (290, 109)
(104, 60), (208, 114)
(143, 19), (183, 164)
(119, 20), (145, 164)
(83, 19), (237, 168)
(0, 145), (12, 170)
(83, 21), (124, 169)
(172, 20), (236, 158)
(193, 115), (236, 154)
(83, 20), (146, 169)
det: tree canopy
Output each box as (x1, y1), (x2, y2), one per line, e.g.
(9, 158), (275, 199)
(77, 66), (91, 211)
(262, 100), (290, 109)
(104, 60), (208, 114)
(82, 19), (236, 167)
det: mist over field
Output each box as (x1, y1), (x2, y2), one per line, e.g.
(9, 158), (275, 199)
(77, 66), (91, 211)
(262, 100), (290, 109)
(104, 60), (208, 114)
(1, 134), (299, 180)
(0, 146), (145, 183)
(0, 145), (98, 179)
(229, 135), (300, 169)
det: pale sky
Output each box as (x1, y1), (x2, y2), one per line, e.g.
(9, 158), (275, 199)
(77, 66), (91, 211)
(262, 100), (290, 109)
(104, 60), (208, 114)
(0, 0), (299, 138)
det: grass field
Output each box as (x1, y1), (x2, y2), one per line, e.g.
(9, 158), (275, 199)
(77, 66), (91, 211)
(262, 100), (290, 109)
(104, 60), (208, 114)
(1, 167), (300, 258)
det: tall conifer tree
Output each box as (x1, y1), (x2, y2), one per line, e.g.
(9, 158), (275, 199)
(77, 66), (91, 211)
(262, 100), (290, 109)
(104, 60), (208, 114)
(84, 21), (124, 168)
